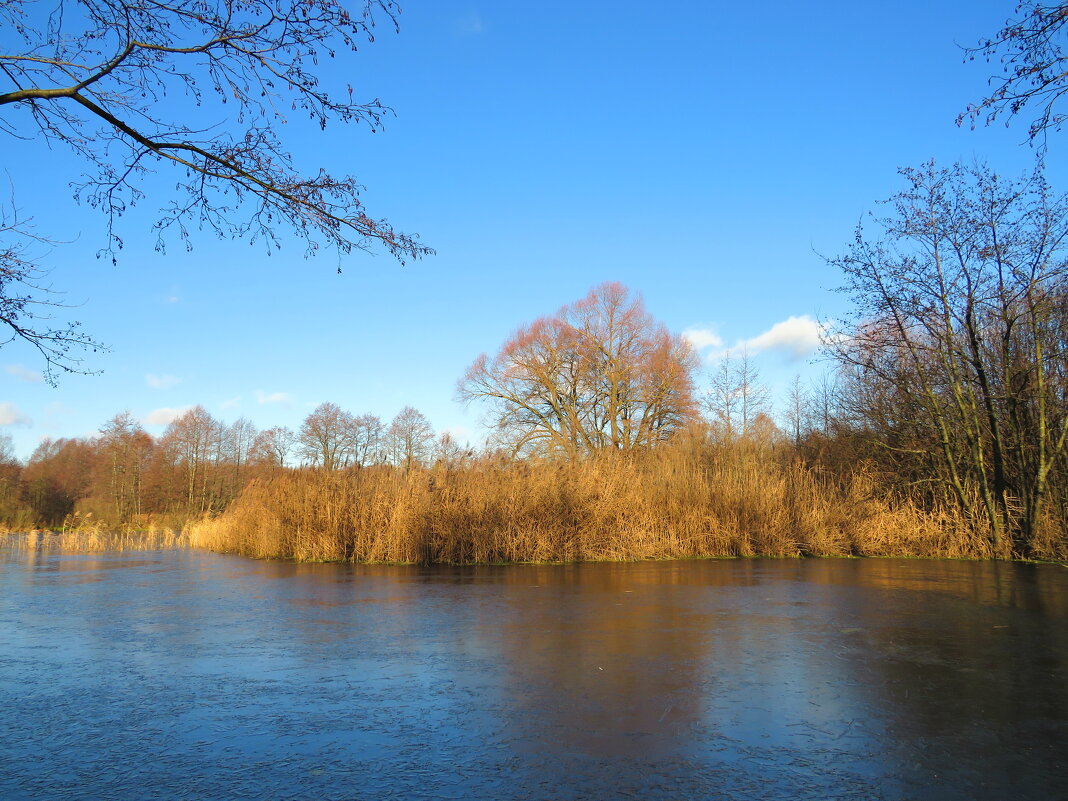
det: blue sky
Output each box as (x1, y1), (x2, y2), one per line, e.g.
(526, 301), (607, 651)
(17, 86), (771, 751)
(0, 0), (1058, 458)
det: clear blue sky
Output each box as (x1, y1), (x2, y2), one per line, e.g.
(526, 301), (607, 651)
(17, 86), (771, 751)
(0, 0), (1056, 458)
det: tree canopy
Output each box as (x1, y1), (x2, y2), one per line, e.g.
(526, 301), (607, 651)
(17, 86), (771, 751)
(459, 282), (699, 458)
(962, 2), (1068, 142)
(0, 0), (431, 380)
(826, 160), (1068, 555)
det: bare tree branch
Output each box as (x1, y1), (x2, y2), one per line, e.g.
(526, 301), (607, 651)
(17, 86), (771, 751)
(0, 199), (106, 385)
(960, 2), (1068, 143)
(0, 0), (432, 377)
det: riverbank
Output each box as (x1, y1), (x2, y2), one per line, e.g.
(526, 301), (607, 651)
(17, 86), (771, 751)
(187, 447), (1057, 563)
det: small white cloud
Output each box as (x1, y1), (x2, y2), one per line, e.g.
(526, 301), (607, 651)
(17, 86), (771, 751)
(255, 390), (293, 406)
(682, 327), (724, 351)
(166, 295), (181, 304)
(453, 9), (485, 36)
(0, 402), (31, 426)
(220, 396), (241, 410)
(146, 373), (181, 389)
(43, 402), (73, 432)
(5, 364), (44, 383)
(142, 406), (191, 426)
(741, 315), (825, 360)
(442, 425), (472, 442)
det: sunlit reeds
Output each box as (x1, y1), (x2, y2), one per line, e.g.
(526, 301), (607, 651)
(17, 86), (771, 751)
(188, 441), (1021, 563)
(4, 515), (188, 553)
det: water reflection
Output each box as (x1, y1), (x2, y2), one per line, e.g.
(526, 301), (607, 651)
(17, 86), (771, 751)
(0, 551), (1065, 800)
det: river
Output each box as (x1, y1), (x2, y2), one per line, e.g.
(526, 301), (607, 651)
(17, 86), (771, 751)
(1, 547), (1066, 800)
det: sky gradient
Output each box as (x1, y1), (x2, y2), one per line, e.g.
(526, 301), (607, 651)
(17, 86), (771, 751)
(1, 0), (1058, 458)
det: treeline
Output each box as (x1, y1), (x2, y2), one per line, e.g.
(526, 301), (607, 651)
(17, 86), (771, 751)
(188, 433), (1001, 564)
(8, 162), (1068, 562)
(0, 402), (456, 530)
(189, 160), (1068, 565)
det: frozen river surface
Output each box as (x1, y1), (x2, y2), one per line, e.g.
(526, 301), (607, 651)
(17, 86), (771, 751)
(1, 548), (1066, 800)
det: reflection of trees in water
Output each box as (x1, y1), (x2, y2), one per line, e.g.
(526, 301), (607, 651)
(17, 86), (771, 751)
(450, 561), (768, 759)
(386, 559), (1068, 795)
(5, 553), (1067, 798)
(791, 559), (1068, 798)
(795, 558), (1068, 618)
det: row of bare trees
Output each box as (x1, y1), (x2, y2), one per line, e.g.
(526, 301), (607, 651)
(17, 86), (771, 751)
(11, 255), (1068, 559)
(0, 401), (451, 527)
(295, 403), (439, 471)
(0, 280), (838, 529)
(826, 161), (1068, 556)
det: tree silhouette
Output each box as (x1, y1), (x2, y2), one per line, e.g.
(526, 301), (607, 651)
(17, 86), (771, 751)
(0, 0), (431, 377)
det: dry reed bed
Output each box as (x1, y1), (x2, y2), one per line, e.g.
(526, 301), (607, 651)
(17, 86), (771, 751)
(5, 526), (188, 553)
(188, 447), (1019, 563)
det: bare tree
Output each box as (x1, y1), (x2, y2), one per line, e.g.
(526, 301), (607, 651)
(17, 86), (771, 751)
(252, 425), (295, 469)
(1, 203), (104, 383)
(961, 2), (1068, 143)
(0, 431), (15, 465)
(299, 403), (357, 470)
(704, 347), (770, 443)
(0, 0), (431, 374)
(386, 406), (434, 471)
(347, 413), (381, 467)
(159, 405), (220, 513)
(459, 283), (699, 457)
(783, 374), (809, 447)
(97, 411), (152, 520)
(826, 160), (1068, 556)
(221, 416), (257, 493)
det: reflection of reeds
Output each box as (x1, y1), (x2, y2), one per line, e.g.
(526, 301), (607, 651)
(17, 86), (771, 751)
(5, 525), (188, 553)
(188, 444), (1013, 563)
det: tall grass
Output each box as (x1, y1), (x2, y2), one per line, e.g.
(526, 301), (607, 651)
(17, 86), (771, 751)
(189, 442), (1030, 563)
(5, 525), (188, 553)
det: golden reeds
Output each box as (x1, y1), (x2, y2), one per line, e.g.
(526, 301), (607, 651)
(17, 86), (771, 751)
(189, 442), (1031, 563)
(4, 515), (188, 553)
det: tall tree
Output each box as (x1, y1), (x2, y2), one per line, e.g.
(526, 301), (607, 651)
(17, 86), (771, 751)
(96, 411), (152, 521)
(704, 348), (770, 443)
(783, 374), (810, 447)
(827, 160), (1068, 555)
(459, 283), (699, 457)
(299, 402), (357, 470)
(21, 437), (97, 523)
(386, 406), (434, 471)
(352, 413), (384, 467)
(160, 405), (220, 513)
(221, 417), (257, 496)
(0, 0), (431, 377)
(252, 426), (295, 469)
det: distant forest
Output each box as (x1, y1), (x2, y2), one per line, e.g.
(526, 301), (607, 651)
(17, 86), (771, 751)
(7, 181), (1068, 564)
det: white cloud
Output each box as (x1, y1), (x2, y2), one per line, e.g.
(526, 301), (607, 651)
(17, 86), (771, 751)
(5, 364), (43, 383)
(43, 402), (73, 432)
(0, 402), (31, 426)
(146, 373), (181, 389)
(255, 390), (293, 406)
(220, 396), (242, 410)
(682, 327), (724, 351)
(741, 315), (824, 360)
(442, 425), (472, 443)
(453, 9), (486, 36)
(142, 406), (191, 426)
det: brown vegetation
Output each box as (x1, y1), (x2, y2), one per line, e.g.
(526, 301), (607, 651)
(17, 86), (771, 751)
(4, 525), (188, 553)
(187, 436), (1029, 564)
(459, 282), (698, 457)
(7, 268), (1068, 564)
